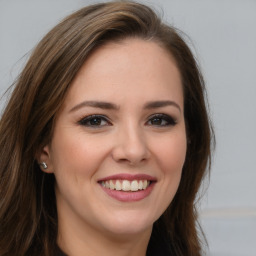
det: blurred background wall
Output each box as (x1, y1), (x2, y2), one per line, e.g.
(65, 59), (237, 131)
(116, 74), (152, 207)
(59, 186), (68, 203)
(0, 0), (255, 255)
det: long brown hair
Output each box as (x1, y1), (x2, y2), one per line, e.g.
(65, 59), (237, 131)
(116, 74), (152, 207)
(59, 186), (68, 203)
(0, 1), (214, 255)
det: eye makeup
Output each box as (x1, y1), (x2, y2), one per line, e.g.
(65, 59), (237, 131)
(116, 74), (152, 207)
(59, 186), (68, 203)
(78, 114), (112, 127)
(146, 113), (177, 127)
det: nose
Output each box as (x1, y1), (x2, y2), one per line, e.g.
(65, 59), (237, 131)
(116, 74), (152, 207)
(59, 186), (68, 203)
(111, 124), (150, 166)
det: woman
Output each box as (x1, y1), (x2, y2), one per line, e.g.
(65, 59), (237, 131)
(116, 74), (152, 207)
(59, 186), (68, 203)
(0, 1), (214, 255)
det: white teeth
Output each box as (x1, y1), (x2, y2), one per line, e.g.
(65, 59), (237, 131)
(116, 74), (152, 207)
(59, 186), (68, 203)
(100, 179), (151, 192)
(131, 180), (139, 191)
(122, 180), (131, 191)
(115, 180), (122, 191)
(143, 180), (148, 190)
(138, 180), (143, 190)
(109, 180), (115, 190)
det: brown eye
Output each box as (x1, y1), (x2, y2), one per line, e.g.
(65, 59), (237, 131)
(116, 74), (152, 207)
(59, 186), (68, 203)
(147, 114), (176, 127)
(79, 115), (111, 127)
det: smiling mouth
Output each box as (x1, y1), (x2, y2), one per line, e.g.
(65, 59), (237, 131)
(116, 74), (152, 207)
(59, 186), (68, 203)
(98, 174), (157, 201)
(100, 179), (152, 192)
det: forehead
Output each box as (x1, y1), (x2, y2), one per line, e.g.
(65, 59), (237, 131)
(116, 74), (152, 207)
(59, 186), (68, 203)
(79, 38), (179, 79)
(63, 38), (183, 109)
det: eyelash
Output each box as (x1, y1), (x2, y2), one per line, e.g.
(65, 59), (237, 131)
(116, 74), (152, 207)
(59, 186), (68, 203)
(78, 113), (177, 128)
(78, 115), (111, 127)
(146, 114), (177, 127)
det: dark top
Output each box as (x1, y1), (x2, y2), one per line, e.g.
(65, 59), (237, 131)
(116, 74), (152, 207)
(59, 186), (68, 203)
(55, 240), (172, 256)
(56, 247), (171, 256)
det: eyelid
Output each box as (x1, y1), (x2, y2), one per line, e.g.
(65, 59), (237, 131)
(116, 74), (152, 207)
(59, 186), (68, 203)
(146, 113), (177, 126)
(77, 113), (177, 128)
(78, 114), (112, 127)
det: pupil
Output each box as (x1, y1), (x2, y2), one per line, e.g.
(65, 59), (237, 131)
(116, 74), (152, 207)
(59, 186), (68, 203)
(90, 118), (101, 125)
(152, 118), (162, 125)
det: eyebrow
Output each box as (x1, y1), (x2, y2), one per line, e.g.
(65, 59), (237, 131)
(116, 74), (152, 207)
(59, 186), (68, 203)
(69, 100), (181, 112)
(144, 100), (181, 112)
(69, 101), (119, 112)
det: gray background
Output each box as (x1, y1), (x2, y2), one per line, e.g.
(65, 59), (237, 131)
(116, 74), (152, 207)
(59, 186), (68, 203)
(0, 0), (255, 255)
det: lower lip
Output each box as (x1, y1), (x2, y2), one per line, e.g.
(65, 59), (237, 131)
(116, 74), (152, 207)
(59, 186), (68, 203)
(100, 183), (155, 202)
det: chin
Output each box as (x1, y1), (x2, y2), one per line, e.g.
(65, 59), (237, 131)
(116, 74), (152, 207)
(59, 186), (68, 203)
(99, 211), (155, 237)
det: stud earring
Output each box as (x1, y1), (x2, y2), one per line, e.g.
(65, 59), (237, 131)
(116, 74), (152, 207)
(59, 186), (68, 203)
(40, 162), (48, 169)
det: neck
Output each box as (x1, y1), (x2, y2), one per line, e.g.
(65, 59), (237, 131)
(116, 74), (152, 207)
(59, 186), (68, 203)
(58, 223), (152, 256)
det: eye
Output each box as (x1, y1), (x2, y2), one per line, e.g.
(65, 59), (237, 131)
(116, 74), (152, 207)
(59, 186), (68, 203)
(146, 114), (176, 127)
(78, 115), (111, 127)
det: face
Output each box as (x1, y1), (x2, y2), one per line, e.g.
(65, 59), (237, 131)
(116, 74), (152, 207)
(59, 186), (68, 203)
(40, 38), (186, 240)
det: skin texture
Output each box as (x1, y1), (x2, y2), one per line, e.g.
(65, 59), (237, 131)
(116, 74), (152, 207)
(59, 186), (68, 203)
(39, 38), (187, 256)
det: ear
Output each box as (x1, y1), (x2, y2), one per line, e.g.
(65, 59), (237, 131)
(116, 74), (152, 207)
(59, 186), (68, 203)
(37, 144), (54, 173)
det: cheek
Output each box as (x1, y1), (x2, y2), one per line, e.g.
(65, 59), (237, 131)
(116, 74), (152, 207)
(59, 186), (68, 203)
(50, 132), (109, 206)
(155, 131), (187, 174)
(50, 131), (110, 182)
(147, 130), (187, 218)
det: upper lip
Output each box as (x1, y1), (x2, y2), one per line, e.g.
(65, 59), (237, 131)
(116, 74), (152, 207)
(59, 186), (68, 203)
(98, 173), (157, 182)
